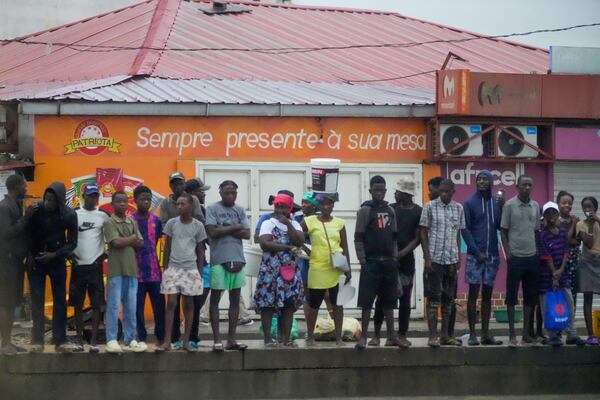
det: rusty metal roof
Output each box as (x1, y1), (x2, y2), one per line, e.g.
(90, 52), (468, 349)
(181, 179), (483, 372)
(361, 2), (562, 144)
(0, 0), (549, 103)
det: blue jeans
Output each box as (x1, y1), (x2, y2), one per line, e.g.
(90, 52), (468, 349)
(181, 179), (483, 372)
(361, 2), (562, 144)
(106, 276), (138, 343)
(136, 281), (165, 342)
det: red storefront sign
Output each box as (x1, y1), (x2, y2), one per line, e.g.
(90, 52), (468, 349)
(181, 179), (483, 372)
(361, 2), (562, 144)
(437, 70), (600, 119)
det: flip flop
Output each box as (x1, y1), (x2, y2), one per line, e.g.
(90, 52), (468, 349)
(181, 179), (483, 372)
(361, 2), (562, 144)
(225, 342), (247, 351)
(212, 343), (224, 353)
(367, 338), (380, 347)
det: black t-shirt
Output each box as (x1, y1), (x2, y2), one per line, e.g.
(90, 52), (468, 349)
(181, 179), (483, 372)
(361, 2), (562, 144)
(392, 203), (422, 251)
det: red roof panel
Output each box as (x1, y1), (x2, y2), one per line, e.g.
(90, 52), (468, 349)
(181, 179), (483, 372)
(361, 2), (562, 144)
(0, 0), (548, 89)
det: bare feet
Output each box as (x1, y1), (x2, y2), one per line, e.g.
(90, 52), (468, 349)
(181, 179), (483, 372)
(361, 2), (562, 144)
(336, 339), (345, 347)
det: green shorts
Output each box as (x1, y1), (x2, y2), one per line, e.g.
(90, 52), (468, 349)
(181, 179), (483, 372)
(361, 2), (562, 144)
(210, 264), (246, 291)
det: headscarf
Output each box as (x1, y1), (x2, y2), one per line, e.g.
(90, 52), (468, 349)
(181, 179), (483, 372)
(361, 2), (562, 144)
(302, 192), (320, 210)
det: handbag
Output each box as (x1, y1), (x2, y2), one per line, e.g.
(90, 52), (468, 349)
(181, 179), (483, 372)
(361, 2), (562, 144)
(543, 289), (570, 331)
(279, 265), (296, 282)
(321, 219), (350, 273)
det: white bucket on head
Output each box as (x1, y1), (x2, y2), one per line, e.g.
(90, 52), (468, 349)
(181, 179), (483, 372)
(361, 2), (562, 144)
(310, 158), (340, 193)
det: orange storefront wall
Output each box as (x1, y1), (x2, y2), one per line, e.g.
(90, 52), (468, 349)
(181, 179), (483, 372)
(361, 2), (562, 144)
(31, 115), (438, 320)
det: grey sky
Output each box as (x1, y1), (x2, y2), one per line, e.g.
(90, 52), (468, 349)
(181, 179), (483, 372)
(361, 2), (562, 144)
(295, 0), (600, 50)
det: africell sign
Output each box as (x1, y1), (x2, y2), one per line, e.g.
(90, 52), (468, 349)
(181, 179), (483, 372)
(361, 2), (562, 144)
(445, 161), (551, 293)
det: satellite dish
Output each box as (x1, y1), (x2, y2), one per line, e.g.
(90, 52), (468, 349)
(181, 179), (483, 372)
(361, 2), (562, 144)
(442, 126), (469, 155)
(498, 127), (524, 157)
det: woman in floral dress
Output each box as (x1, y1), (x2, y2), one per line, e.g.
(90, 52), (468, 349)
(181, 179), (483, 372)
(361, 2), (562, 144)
(254, 193), (305, 347)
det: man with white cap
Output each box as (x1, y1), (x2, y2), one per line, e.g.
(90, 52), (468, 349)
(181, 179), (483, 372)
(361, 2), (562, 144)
(370, 178), (422, 348)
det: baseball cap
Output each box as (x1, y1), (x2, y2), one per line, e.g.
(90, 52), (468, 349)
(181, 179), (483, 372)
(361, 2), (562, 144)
(185, 178), (211, 192)
(396, 178), (416, 196)
(83, 183), (100, 196)
(542, 201), (559, 214)
(169, 172), (185, 183)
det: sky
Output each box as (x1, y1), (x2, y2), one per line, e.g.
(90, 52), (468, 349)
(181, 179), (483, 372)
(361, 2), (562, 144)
(294, 0), (600, 50)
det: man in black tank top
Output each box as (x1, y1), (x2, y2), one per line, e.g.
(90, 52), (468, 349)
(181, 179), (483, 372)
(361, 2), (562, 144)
(354, 176), (403, 349)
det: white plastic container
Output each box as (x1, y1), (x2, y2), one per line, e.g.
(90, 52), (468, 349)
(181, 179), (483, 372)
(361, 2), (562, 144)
(243, 245), (263, 277)
(310, 158), (340, 193)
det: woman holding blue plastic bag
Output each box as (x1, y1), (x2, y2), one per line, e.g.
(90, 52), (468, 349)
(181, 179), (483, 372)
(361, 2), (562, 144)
(538, 202), (585, 346)
(254, 193), (305, 348)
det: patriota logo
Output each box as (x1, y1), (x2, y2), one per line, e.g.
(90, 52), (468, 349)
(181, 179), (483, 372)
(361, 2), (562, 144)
(65, 119), (121, 155)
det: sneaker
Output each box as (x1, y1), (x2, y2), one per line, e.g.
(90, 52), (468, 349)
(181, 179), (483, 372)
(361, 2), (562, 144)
(72, 340), (85, 353)
(89, 345), (100, 354)
(189, 341), (199, 350)
(106, 340), (123, 353)
(428, 338), (440, 348)
(440, 337), (462, 346)
(199, 318), (210, 326)
(171, 340), (183, 350)
(566, 335), (586, 346)
(547, 336), (563, 347)
(55, 344), (71, 353)
(29, 344), (44, 353)
(237, 318), (254, 326)
(123, 340), (147, 353)
(586, 336), (600, 346)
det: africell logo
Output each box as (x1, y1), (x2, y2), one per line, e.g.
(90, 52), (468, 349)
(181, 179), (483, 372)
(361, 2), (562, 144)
(449, 162), (525, 187)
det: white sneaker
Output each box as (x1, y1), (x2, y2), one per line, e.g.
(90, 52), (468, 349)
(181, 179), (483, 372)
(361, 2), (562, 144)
(106, 340), (123, 353)
(122, 340), (147, 353)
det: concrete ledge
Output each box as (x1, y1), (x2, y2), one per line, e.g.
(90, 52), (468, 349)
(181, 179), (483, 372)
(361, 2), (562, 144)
(1, 345), (599, 399)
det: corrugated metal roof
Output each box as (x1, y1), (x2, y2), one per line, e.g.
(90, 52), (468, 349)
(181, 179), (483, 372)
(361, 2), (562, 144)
(0, 0), (549, 99)
(49, 77), (435, 105)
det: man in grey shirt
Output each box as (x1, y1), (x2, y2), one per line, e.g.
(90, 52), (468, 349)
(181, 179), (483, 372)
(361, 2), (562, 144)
(205, 180), (251, 352)
(159, 172), (204, 225)
(500, 175), (541, 347)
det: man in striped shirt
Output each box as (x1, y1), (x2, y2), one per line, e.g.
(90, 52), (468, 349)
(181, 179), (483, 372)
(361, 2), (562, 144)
(420, 179), (465, 347)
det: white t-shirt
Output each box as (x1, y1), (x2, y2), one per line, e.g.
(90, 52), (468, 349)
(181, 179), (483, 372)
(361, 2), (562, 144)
(259, 218), (303, 237)
(74, 208), (109, 265)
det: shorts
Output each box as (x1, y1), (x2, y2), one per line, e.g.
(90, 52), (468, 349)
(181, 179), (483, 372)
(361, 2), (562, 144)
(465, 254), (500, 287)
(308, 284), (339, 309)
(357, 259), (398, 310)
(0, 258), (23, 309)
(426, 263), (457, 308)
(68, 264), (105, 309)
(203, 264), (211, 289)
(210, 264), (246, 291)
(161, 267), (203, 296)
(506, 255), (539, 307)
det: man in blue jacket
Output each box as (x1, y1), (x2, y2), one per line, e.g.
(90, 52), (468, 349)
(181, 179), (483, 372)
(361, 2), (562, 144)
(462, 170), (504, 346)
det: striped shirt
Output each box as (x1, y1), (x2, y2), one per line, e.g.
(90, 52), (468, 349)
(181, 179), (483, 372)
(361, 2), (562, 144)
(539, 227), (570, 292)
(419, 198), (465, 265)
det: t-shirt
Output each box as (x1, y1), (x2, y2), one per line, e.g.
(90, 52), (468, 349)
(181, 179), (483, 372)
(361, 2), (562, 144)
(73, 208), (109, 266)
(164, 217), (207, 270)
(131, 212), (163, 282)
(500, 196), (540, 258)
(539, 227), (570, 292)
(393, 203), (423, 251)
(103, 215), (142, 278)
(576, 220), (600, 258)
(304, 215), (345, 289)
(259, 218), (302, 237)
(205, 201), (250, 265)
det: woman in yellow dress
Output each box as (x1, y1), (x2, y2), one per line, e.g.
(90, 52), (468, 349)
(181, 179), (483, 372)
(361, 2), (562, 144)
(301, 193), (352, 346)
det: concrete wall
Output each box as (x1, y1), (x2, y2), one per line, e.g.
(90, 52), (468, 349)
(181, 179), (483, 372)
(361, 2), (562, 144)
(0, 0), (140, 39)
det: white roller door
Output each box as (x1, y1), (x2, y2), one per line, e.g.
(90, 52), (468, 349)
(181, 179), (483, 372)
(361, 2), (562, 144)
(554, 161), (600, 319)
(198, 161), (424, 317)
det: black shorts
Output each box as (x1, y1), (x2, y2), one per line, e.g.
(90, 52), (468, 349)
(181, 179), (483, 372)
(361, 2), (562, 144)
(0, 258), (23, 309)
(506, 255), (539, 307)
(68, 264), (105, 309)
(308, 285), (339, 309)
(357, 259), (398, 310)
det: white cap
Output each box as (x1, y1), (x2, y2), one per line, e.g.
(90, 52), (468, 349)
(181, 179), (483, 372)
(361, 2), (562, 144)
(542, 201), (559, 214)
(395, 178), (416, 196)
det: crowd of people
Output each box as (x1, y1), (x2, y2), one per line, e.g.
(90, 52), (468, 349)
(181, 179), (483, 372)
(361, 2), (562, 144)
(0, 169), (599, 354)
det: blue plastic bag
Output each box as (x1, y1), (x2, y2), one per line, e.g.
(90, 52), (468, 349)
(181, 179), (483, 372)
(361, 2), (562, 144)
(544, 290), (570, 331)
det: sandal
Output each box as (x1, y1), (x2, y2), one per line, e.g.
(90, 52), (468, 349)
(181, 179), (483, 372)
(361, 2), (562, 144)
(225, 342), (247, 351)
(89, 345), (100, 354)
(284, 341), (298, 348)
(468, 335), (480, 346)
(440, 337), (462, 346)
(264, 340), (278, 349)
(586, 336), (600, 346)
(212, 343), (224, 353)
(367, 337), (380, 347)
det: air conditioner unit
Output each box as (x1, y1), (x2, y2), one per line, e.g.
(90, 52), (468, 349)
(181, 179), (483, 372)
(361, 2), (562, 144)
(497, 126), (539, 158)
(440, 124), (483, 157)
